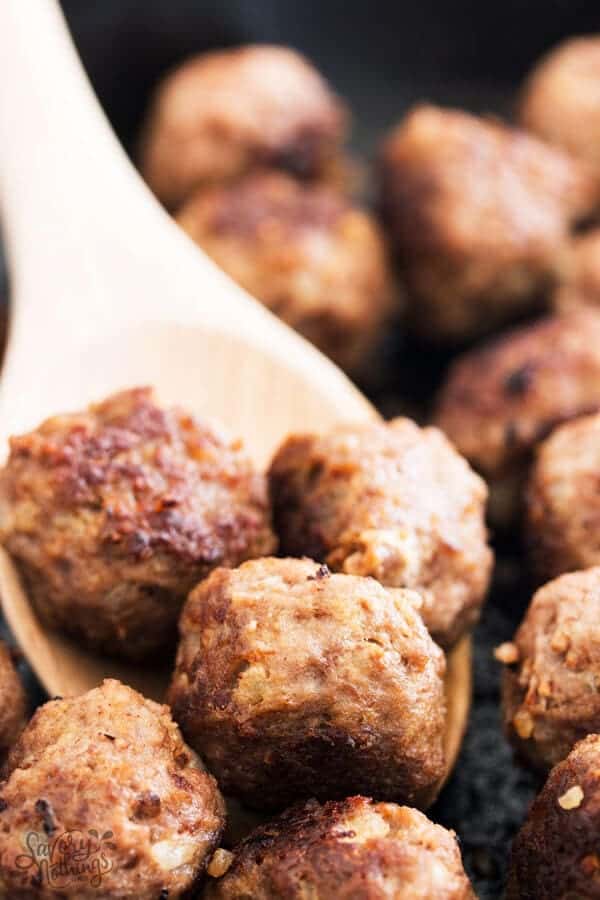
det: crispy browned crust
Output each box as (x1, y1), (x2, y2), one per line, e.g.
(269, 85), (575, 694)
(526, 413), (600, 581)
(176, 172), (397, 374)
(0, 387), (276, 660)
(435, 309), (600, 489)
(506, 734), (600, 899)
(169, 557), (446, 812)
(500, 569), (600, 773)
(519, 36), (600, 178)
(205, 796), (475, 899)
(268, 418), (492, 649)
(378, 105), (598, 341)
(139, 45), (347, 209)
(0, 642), (26, 759)
(0, 679), (225, 899)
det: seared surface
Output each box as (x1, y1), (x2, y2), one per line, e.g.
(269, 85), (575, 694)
(169, 557), (446, 811)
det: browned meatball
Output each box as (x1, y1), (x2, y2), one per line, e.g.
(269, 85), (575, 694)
(204, 796), (475, 899)
(520, 37), (600, 180)
(176, 172), (397, 374)
(169, 557), (446, 812)
(527, 413), (600, 581)
(498, 568), (600, 772)
(554, 229), (600, 313)
(378, 105), (597, 341)
(435, 309), (600, 526)
(268, 418), (492, 649)
(139, 45), (347, 209)
(0, 641), (26, 758)
(0, 387), (275, 660)
(0, 679), (225, 899)
(506, 734), (600, 899)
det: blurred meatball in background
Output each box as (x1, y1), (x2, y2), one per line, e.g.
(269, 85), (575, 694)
(506, 734), (600, 900)
(520, 36), (600, 181)
(169, 557), (447, 812)
(205, 796), (475, 899)
(269, 418), (492, 649)
(499, 568), (600, 773)
(0, 679), (225, 899)
(177, 172), (398, 374)
(435, 309), (600, 528)
(378, 105), (598, 342)
(139, 45), (348, 209)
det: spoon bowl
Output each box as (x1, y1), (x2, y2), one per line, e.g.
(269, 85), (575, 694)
(0, 0), (470, 786)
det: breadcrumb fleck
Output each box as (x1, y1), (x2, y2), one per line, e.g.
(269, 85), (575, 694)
(513, 710), (534, 739)
(207, 848), (234, 878)
(558, 785), (584, 809)
(495, 642), (519, 664)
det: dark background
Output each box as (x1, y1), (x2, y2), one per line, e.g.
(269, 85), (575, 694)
(2, 2), (600, 895)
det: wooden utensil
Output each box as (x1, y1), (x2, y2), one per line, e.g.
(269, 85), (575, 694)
(0, 0), (470, 774)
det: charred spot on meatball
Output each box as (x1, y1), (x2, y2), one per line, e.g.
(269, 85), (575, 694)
(205, 796), (475, 899)
(0, 387), (276, 660)
(506, 734), (600, 899)
(435, 309), (600, 527)
(268, 418), (492, 649)
(176, 172), (398, 375)
(378, 105), (598, 342)
(169, 557), (447, 812)
(0, 679), (225, 899)
(139, 45), (348, 209)
(499, 568), (600, 772)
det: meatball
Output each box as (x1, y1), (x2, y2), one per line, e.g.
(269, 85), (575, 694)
(0, 387), (275, 660)
(0, 679), (225, 899)
(527, 413), (600, 581)
(519, 36), (600, 180)
(506, 734), (600, 899)
(169, 557), (446, 812)
(204, 796), (475, 899)
(378, 104), (597, 341)
(435, 309), (600, 526)
(176, 172), (397, 374)
(554, 229), (600, 313)
(0, 641), (26, 758)
(499, 568), (600, 772)
(268, 418), (492, 649)
(139, 45), (347, 209)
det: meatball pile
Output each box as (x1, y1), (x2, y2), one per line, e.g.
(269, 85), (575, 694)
(269, 418), (492, 648)
(507, 734), (600, 900)
(0, 387), (275, 659)
(205, 796), (475, 899)
(378, 104), (597, 341)
(519, 36), (600, 180)
(176, 171), (396, 373)
(0, 679), (225, 899)
(435, 308), (600, 525)
(169, 556), (447, 811)
(0, 641), (26, 758)
(498, 568), (600, 772)
(140, 45), (347, 209)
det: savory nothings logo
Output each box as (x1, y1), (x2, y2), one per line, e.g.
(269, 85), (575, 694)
(14, 827), (115, 889)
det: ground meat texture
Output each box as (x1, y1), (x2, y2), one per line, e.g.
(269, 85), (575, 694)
(527, 414), (600, 581)
(0, 387), (275, 660)
(499, 568), (600, 773)
(519, 36), (600, 181)
(435, 309), (600, 527)
(0, 642), (26, 759)
(378, 105), (598, 342)
(506, 734), (600, 899)
(554, 229), (600, 313)
(168, 557), (446, 812)
(139, 45), (347, 209)
(268, 418), (492, 649)
(0, 679), (225, 899)
(204, 796), (475, 899)
(176, 172), (397, 375)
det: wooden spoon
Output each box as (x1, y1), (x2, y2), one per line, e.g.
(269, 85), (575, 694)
(0, 0), (470, 775)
